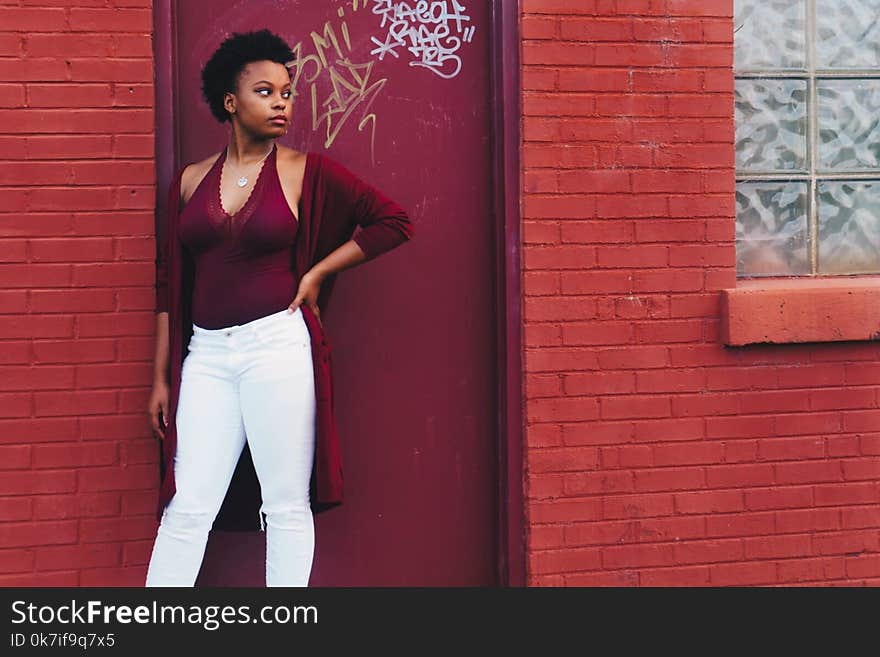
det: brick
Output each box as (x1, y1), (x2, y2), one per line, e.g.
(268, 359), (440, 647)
(705, 463), (774, 488)
(636, 515), (706, 542)
(562, 320), (632, 345)
(35, 543), (121, 571)
(842, 458), (880, 481)
(530, 498), (603, 523)
(560, 219), (634, 244)
(706, 512), (775, 538)
(560, 18), (633, 41)
(845, 554), (880, 579)
(745, 486), (813, 511)
(603, 492), (674, 519)
(652, 442), (723, 466)
(603, 543), (674, 568)
(564, 371), (635, 395)
(558, 69), (630, 92)
(0, 470), (76, 495)
(594, 43), (665, 67)
(673, 539), (743, 565)
(776, 412), (842, 437)
(0, 497), (32, 522)
(813, 482), (877, 507)
(634, 466), (705, 492)
(528, 474), (564, 499)
(596, 346), (668, 369)
(676, 490), (744, 514)
(709, 561), (777, 586)
(601, 395), (670, 420)
(672, 288), (726, 319)
(525, 347), (599, 372)
(529, 547), (602, 575)
(637, 369), (707, 394)
(524, 245), (596, 268)
(640, 565), (711, 586)
(841, 506), (880, 530)
(79, 566), (145, 587)
(0, 572), (79, 587)
(79, 516), (156, 543)
(775, 508), (841, 534)
(706, 415), (774, 439)
(774, 460), (843, 485)
(633, 417), (704, 442)
(527, 397), (599, 423)
(0, 520), (78, 549)
(564, 519), (634, 546)
(743, 534), (811, 560)
(778, 557), (846, 583)
(633, 319), (702, 343)
(758, 437), (825, 461)
(813, 530), (879, 556)
(529, 446), (600, 473)
(565, 570), (639, 586)
(523, 43), (595, 66)
(0, 548), (35, 574)
(77, 464), (155, 492)
(33, 493), (120, 520)
(564, 470), (634, 495)
(562, 421), (634, 446)
(32, 442), (118, 469)
(671, 393), (739, 417)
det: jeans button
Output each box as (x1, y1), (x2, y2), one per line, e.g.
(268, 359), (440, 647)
(225, 331), (231, 336)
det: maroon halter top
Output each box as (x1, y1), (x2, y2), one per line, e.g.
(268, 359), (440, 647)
(177, 142), (300, 329)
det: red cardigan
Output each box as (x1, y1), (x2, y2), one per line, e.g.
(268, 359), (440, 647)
(155, 150), (414, 531)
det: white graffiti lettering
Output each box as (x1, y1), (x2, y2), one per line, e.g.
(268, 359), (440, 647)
(369, 0), (475, 79)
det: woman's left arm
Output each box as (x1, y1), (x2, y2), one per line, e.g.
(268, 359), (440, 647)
(288, 160), (415, 316)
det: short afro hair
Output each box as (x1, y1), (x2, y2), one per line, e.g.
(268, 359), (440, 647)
(201, 28), (295, 123)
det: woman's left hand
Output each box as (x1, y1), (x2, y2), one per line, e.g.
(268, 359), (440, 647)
(288, 269), (325, 326)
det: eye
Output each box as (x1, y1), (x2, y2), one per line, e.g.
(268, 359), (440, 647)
(257, 88), (292, 98)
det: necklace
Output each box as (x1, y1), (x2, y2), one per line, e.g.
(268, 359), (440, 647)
(226, 143), (274, 187)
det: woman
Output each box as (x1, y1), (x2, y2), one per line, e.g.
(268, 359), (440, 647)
(145, 29), (414, 587)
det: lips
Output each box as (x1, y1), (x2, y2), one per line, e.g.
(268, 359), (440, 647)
(269, 116), (288, 123)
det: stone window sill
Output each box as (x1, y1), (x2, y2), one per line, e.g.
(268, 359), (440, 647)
(720, 276), (880, 346)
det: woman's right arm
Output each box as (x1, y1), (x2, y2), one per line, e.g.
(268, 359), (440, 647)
(150, 167), (185, 438)
(153, 312), (169, 385)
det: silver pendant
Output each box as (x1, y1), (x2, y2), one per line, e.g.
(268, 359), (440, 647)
(237, 176), (248, 187)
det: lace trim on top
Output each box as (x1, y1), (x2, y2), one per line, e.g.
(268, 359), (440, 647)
(205, 142), (276, 239)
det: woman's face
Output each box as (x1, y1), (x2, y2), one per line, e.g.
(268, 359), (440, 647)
(224, 59), (292, 135)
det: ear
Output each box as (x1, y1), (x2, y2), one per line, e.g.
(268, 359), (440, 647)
(223, 92), (236, 116)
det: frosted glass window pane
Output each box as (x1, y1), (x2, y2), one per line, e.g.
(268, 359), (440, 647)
(817, 181), (880, 273)
(736, 182), (810, 276)
(816, 0), (880, 69)
(735, 79), (807, 172)
(734, 0), (806, 69)
(817, 79), (880, 171)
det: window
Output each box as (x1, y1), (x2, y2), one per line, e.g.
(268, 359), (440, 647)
(734, 0), (880, 277)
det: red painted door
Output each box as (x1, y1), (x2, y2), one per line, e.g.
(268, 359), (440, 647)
(166, 0), (499, 585)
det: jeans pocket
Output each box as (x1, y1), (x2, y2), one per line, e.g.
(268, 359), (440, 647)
(256, 328), (310, 352)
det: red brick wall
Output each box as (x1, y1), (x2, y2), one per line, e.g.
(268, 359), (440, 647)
(522, 0), (880, 586)
(2, 0), (878, 588)
(0, 1), (156, 586)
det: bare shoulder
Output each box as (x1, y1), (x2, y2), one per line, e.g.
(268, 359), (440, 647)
(179, 151), (222, 206)
(276, 144), (308, 175)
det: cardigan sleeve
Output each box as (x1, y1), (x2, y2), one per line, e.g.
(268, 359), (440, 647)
(155, 167), (183, 313)
(320, 155), (415, 261)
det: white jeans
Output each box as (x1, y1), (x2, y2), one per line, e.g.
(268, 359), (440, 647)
(145, 306), (317, 587)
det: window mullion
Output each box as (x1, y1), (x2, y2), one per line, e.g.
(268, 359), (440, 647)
(807, 0), (818, 275)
